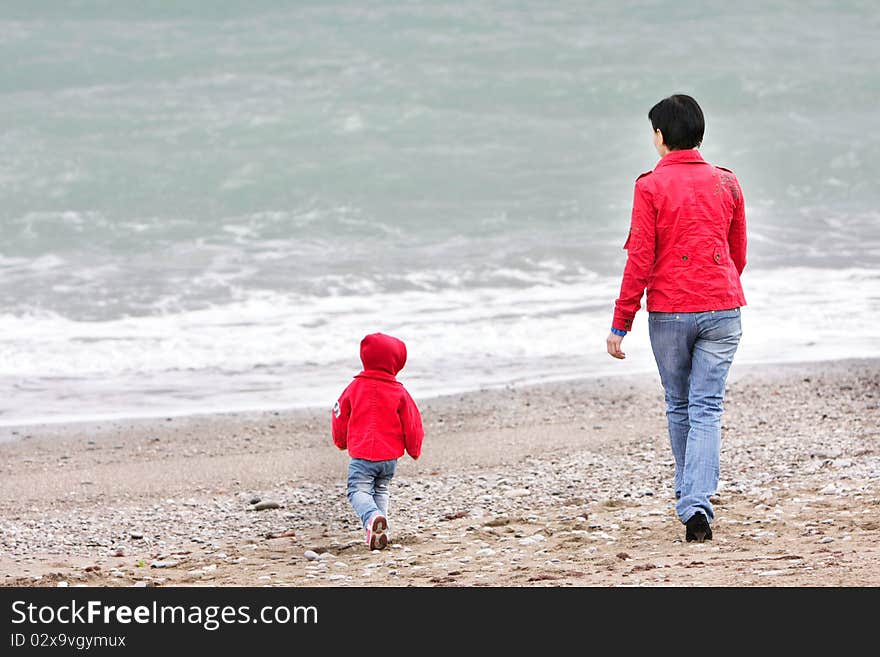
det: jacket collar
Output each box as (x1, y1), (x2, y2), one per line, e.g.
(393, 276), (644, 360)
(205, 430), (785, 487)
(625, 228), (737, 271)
(355, 369), (400, 384)
(654, 148), (706, 169)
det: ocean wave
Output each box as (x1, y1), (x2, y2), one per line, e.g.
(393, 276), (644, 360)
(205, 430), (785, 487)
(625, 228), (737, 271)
(0, 266), (878, 426)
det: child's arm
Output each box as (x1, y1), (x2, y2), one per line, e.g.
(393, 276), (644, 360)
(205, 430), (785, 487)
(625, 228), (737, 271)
(398, 389), (424, 460)
(331, 388), (352, 451)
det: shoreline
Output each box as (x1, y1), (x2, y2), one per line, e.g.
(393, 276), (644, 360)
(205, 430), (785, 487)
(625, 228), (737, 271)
(1, 357), (878, 587)
(3, 265), (879, 430)
(1, 353), (875, 437)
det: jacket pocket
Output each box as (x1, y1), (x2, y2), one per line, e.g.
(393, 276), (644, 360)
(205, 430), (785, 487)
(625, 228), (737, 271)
(712, 242), (728, 265)
(623, 229), (641, 251)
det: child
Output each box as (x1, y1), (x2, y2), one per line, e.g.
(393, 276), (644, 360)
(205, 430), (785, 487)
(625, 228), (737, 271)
(332, 332), (424, 550)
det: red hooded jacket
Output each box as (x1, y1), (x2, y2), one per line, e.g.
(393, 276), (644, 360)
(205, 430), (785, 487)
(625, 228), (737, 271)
(332, 333), (424, 461)
(612, 149), (747, 332)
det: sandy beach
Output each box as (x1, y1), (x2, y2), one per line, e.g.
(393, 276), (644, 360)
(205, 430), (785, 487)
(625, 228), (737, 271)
(1, 358), (878, 587)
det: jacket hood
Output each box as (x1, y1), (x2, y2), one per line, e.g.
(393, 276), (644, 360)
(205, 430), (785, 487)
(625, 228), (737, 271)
(359, 332), (407, 376)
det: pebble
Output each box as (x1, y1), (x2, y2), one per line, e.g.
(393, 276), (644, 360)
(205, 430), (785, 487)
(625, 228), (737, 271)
(304, 550), (320, 561)
(133, 581), (148, 588)
(249, 497), (261, 505)
(476, 548), (496, 556)
(150, 560), (179, 568)
(519, 534), (546, 546)
(509, 489), (530, 498)
(111, 548), (125, 557)
(818, 537), (834, 544)
(130, 532), (144, 540)
(819, 485), (837, 495)
(252, 501), (281, 511)
(484, 517), (510, 527)
(56, 581), (68, 587)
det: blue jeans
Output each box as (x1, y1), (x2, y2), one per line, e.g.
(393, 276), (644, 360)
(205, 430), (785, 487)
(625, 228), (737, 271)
(648, 308), (742, 525)
(347, 458), (397, 529)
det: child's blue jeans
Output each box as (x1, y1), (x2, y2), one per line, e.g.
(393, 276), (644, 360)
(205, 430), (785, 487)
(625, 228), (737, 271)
(347, 458), (397, 529)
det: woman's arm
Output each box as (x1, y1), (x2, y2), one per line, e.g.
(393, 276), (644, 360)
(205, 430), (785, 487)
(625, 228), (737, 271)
(612, 178), (657, 333)
(728, 178), (747, 275)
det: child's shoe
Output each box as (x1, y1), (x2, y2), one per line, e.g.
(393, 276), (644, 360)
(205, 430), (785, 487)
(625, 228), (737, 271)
(365, 514), (388, 551)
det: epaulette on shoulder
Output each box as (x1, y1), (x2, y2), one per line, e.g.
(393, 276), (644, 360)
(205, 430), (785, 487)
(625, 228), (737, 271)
(635, 170), (652, 181)
(716, 165), (734, 174)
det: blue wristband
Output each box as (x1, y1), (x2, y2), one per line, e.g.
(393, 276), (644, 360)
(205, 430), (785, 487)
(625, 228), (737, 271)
(610, 327), (627, 337)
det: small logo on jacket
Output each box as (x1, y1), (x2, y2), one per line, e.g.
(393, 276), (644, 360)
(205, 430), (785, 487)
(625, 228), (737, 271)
(333, 401), (341, 418)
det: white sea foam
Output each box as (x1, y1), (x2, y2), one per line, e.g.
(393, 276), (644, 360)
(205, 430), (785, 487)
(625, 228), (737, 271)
(341, 113), (365, 133)
(0, 266), (877, 426)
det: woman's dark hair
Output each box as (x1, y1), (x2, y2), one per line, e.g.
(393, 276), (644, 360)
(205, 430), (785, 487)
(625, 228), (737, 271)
(648, 94), (704, 150)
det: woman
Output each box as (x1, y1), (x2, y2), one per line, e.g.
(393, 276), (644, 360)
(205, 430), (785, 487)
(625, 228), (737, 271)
(606, 94), (747, 543)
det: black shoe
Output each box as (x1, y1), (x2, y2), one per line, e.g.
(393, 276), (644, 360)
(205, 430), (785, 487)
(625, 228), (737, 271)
(685, 513), (713, 542)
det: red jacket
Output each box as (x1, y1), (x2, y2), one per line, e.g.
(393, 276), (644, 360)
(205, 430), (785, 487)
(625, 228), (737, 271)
(612, 149), (747, 332)
(332, 333), (424, 461)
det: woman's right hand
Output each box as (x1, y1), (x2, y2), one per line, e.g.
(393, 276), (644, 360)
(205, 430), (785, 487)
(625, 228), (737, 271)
(606, 332), (626, 359)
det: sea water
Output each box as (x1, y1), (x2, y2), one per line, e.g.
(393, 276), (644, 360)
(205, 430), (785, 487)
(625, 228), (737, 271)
(1, 1), (878, 425)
